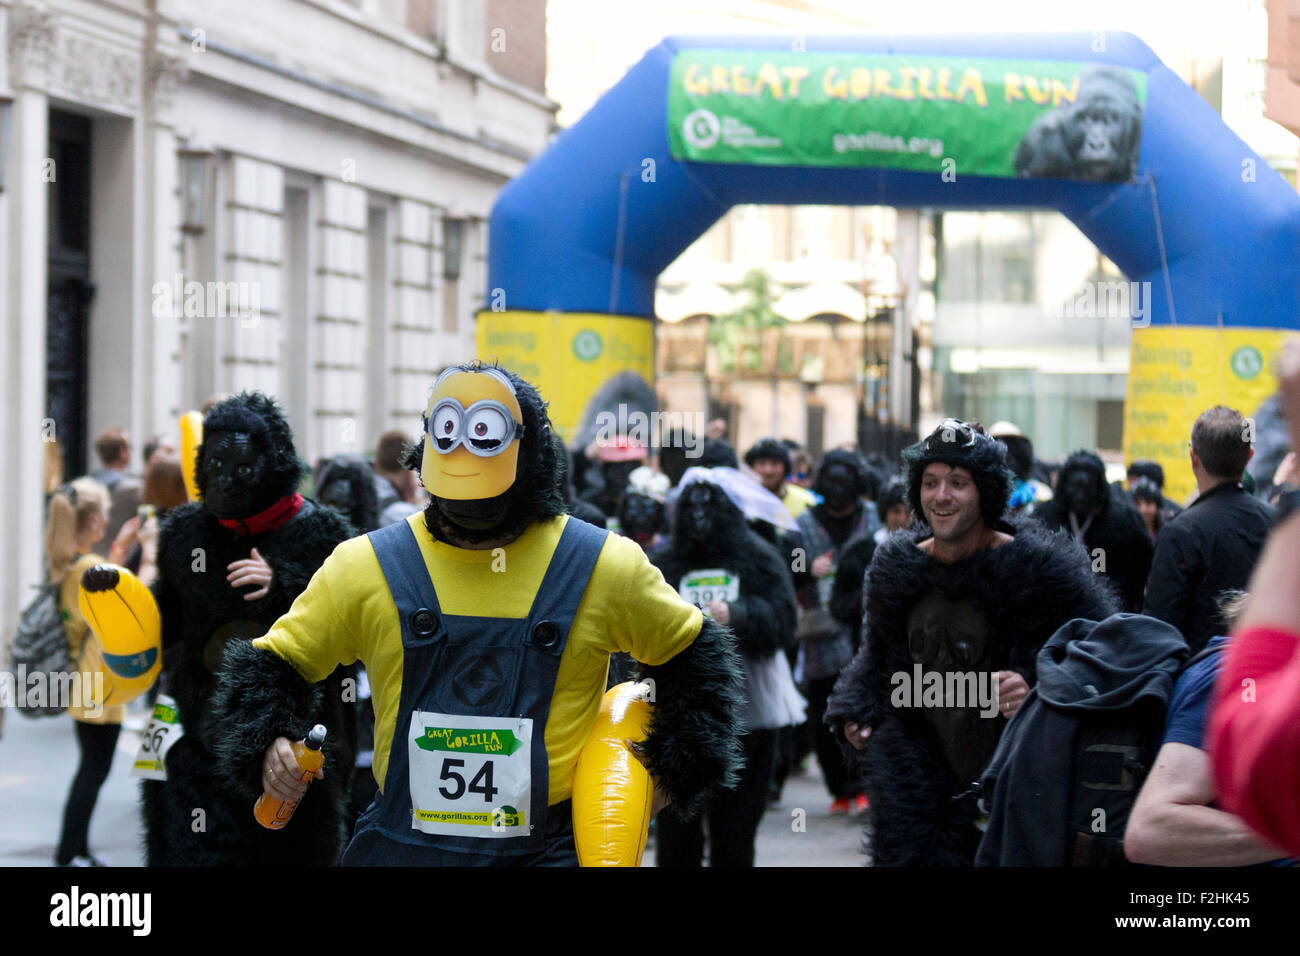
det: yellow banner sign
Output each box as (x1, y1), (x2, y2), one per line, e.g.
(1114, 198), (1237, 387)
(475, 310), (655, 443)
(1124, 326), (1294, 504)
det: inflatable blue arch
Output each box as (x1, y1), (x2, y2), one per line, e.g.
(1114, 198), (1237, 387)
(478, 32), (1300, 501)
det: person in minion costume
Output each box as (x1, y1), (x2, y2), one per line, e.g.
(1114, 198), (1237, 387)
(211, 362), (745, 865)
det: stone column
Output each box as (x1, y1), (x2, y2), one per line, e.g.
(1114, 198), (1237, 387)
(1, 1), (53, 636)
(143, 50), (187, 443)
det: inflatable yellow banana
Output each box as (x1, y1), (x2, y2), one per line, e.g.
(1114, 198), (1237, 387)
(180, 410), (203, 501)
(572, 681), (655, 867)
(76, 564), (162, 708)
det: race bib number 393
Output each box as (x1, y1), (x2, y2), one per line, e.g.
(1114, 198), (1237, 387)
(679, 569), (740, 608)
(407, 712), (532, 839)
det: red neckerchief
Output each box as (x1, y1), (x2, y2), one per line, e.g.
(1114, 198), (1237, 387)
(216, 492), (303, 536)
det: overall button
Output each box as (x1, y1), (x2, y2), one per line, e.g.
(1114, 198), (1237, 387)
(532, 620), (560, 649)
(411, 608), (439, 638)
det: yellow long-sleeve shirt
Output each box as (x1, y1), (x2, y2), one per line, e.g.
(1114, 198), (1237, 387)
(254, 513), (702, 805)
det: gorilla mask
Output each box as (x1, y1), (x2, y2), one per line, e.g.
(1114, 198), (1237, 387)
(618, 491), (665, 547)
(1056, 451), (1108, 523)
(202, 432), (268, 519)
(195, 392), (305, 522)
(814, 452), (867, 514)
(671, 479), (747, 562)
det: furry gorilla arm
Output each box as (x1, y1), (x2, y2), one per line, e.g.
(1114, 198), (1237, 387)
(210, 640), (330, 803)
(632, 616), (746, 817)
(211, 612), (748, 819)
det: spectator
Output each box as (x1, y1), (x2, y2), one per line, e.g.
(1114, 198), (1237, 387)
(783, 440), (814, 489)
(107, 455), (187, 587)
(873, 477), (910, 546)
(744, 437), (816, 520)
(1209, 337), (1300, 856)
(142, 434), (176, 470)
(1033, 450), (1153, 612)
(1125, 592), (1291, 866)
(1130, 476), (1164, 540)
(46, 477), (123, 867)
(1125, 459), (1183, 525)
(1143, 406), (1276, 654)
(989, 421), (1052, 516)
(91, 427), (142, 545)
(372, 430), (420, 528)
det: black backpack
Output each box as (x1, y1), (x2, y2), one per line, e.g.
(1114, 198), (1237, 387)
(976, 614), (1194, 866)
(9, 581), (74, 718)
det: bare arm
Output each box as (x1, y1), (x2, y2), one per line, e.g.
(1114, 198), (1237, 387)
(1124, 742), (1288, 867)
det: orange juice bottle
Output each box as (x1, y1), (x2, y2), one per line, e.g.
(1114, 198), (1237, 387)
(254, 725), (326, 830)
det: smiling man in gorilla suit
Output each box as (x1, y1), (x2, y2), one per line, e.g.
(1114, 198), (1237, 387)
(826, 421), (1116, 866)
(211, 363), (744, 865)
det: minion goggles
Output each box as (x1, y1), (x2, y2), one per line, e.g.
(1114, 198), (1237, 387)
(426, 367), (525, 457)
(420, 367), (528, 501)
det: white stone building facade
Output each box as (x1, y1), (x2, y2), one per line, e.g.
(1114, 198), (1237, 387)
(0, 0), (553, 640)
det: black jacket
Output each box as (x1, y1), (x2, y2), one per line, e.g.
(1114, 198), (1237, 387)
(1034, 491), (1153, 612)
(975, 613), (1188, 866)
(1142, 482), (1276, 654)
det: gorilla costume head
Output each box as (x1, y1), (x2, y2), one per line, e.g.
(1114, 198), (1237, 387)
(812, 449), (871, 513)
(315, 454), (379, 534)
(401, 362), (566, 546)
(901, 420), (1013, 529)
(196, 392), (305, 521)
(1055, 450), (1109, 522)
(618, 492), (667, 548)
(669, 477), (749, 563)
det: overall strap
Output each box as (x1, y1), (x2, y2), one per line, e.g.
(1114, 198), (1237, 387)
(528, 518), (609, 625)
(368, 521), (443, 624)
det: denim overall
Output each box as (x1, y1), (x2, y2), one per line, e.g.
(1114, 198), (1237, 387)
(341, 516), (608, 866)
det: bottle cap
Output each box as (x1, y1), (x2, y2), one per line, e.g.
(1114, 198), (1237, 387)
(304, 724), (327, 751)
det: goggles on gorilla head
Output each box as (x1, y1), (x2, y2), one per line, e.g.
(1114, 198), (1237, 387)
(420, 366), (526, 500)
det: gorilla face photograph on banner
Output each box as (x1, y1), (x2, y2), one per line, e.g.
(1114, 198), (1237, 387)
(1014, 66), (1144, 183)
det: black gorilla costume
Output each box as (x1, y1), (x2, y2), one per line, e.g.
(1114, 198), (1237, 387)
(617, 491), (666, 549)
(649, 478), (797, 866)
(1014, 66), (1142, 183)
(208, 363), (745, 865)
(1032, 450), (1153, 612)
(826, 425), (1117, 866)
(144, 392), (357, 866)
(315, 454), (380, 534)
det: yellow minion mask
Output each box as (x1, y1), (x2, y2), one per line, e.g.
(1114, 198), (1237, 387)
(420, 368), (526, 500)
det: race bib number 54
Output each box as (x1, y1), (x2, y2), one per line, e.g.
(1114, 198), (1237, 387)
(407, 712), (532, 839)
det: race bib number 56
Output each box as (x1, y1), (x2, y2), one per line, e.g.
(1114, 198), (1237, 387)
(131, 694), (184, 780)
(407, 712), (532, 839)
